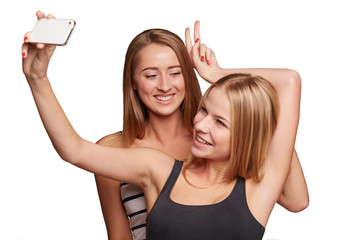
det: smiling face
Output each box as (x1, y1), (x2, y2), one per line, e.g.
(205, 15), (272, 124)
(191, 86), (232, 162)
(133, 43), (186, 118)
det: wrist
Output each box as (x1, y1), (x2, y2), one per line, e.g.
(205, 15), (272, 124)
(209, 67), (226, 83)
(27, 75), (51, 91)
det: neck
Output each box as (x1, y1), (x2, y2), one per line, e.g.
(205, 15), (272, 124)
(146, 108), (190, 143)
(185, 159), (230, 188)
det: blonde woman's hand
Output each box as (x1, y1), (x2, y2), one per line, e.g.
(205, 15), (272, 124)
(185, 20), (222, 84)
(22, 11), (56, 83)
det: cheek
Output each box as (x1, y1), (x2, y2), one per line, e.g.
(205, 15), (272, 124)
(175, 77), (186, 93)
(136, 80), (155, 95)
(215, 129), (231, 147)
(135, 84), (156, 107)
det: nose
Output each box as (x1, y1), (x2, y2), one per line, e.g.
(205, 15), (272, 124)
(194, 114), (211, 133)
(157, 74), (172, 92)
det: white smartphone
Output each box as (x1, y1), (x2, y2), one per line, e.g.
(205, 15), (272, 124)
(30, 18), (76, 46)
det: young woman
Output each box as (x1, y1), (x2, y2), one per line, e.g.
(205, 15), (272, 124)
(22, 11), (307, 240)
(94, 21), (203, 240)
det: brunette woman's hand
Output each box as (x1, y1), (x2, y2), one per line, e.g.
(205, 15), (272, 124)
(22, 11), (56, 84)
(185, 21), (222, 84)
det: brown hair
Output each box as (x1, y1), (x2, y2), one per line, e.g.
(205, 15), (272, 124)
(184, 73), (279, 182)
(121, 29), (202, 147)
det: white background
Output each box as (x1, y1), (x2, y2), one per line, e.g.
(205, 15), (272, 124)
(1, 0), (359, 239)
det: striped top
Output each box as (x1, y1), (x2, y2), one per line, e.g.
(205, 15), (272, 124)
(121, 182), (147, 240)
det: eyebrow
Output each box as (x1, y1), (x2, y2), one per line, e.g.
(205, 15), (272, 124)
(140, 65), (181, 73)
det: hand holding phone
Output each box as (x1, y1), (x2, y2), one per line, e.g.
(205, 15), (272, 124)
(30, 18), (76, 46)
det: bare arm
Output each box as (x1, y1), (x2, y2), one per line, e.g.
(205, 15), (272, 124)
(95, 133), (132, 240)
(22, 71), (155, 185)
(278, 150), (309, 212)
(257, 68), (301, 224)
(21, 12), (170, 192)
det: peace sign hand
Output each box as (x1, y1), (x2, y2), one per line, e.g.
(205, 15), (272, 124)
(185, 20), (222, 84)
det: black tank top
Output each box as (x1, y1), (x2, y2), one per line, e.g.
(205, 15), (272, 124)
(146, 160), (265, 240)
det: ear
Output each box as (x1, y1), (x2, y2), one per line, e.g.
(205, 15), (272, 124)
(133, 82), (138, 91)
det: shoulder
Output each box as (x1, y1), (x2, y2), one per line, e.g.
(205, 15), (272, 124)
(96, 131), (124, 147)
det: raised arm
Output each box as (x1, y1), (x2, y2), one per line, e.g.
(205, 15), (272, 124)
(21, 12), (170, 191)
(185, 20), (308, 212)
(259, 67), (301, 203)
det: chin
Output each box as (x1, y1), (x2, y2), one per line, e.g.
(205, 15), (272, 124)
(191, 145), (209, 159)
(154, 106), (182, 117)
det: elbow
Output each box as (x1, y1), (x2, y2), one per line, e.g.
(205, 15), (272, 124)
(283, 69), (302, 106)
(275, 69), (302, 100)
(293, 198), (310, 213)
(58, 150), (77, 165)
(279, 190), (310, 213)
(290, 195), (310, 213)
(56, 148), (79, 165)
(53, 138), (84, 165)
(293, 199), (309, 213)
(285, 69), (302, 89)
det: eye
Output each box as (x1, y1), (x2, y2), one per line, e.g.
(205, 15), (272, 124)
(170, 71), (181, 76)
(200, 106), (207, 114)
(146, 74), (157, 79)
(216, 119), (226, 127)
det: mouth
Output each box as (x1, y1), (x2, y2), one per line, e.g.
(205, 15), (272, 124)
(195, 135), (212, 146)
(154, 94), (175, 102)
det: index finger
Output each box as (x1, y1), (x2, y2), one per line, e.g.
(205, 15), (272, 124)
(193, 20), (201, 44)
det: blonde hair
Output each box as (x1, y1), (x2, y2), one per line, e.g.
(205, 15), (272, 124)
(122, 29), (202, 147)
(184, 74), (279, 182)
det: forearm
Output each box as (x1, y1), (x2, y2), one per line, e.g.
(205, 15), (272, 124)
(28, 76), (83, 162)
(214, 68), (300, 88)
(278, 149), (309, 212)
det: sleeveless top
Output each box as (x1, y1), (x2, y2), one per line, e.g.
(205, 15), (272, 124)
(121, 183), (147, 240)
(146, 160), (265, 240)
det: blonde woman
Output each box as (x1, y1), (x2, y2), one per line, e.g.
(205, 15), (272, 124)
(22, 11), (307, 240)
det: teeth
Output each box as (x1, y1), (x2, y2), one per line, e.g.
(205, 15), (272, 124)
(196, 136), (209, 145)
(155, 95), (174, 101)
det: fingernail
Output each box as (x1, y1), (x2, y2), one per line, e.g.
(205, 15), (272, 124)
(22, 52), (26, 58)
(207, 60), (210, 65)
(195, 38), (199, 43)
(201, 56), (204, 61)
(24, 36), (28, 41)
